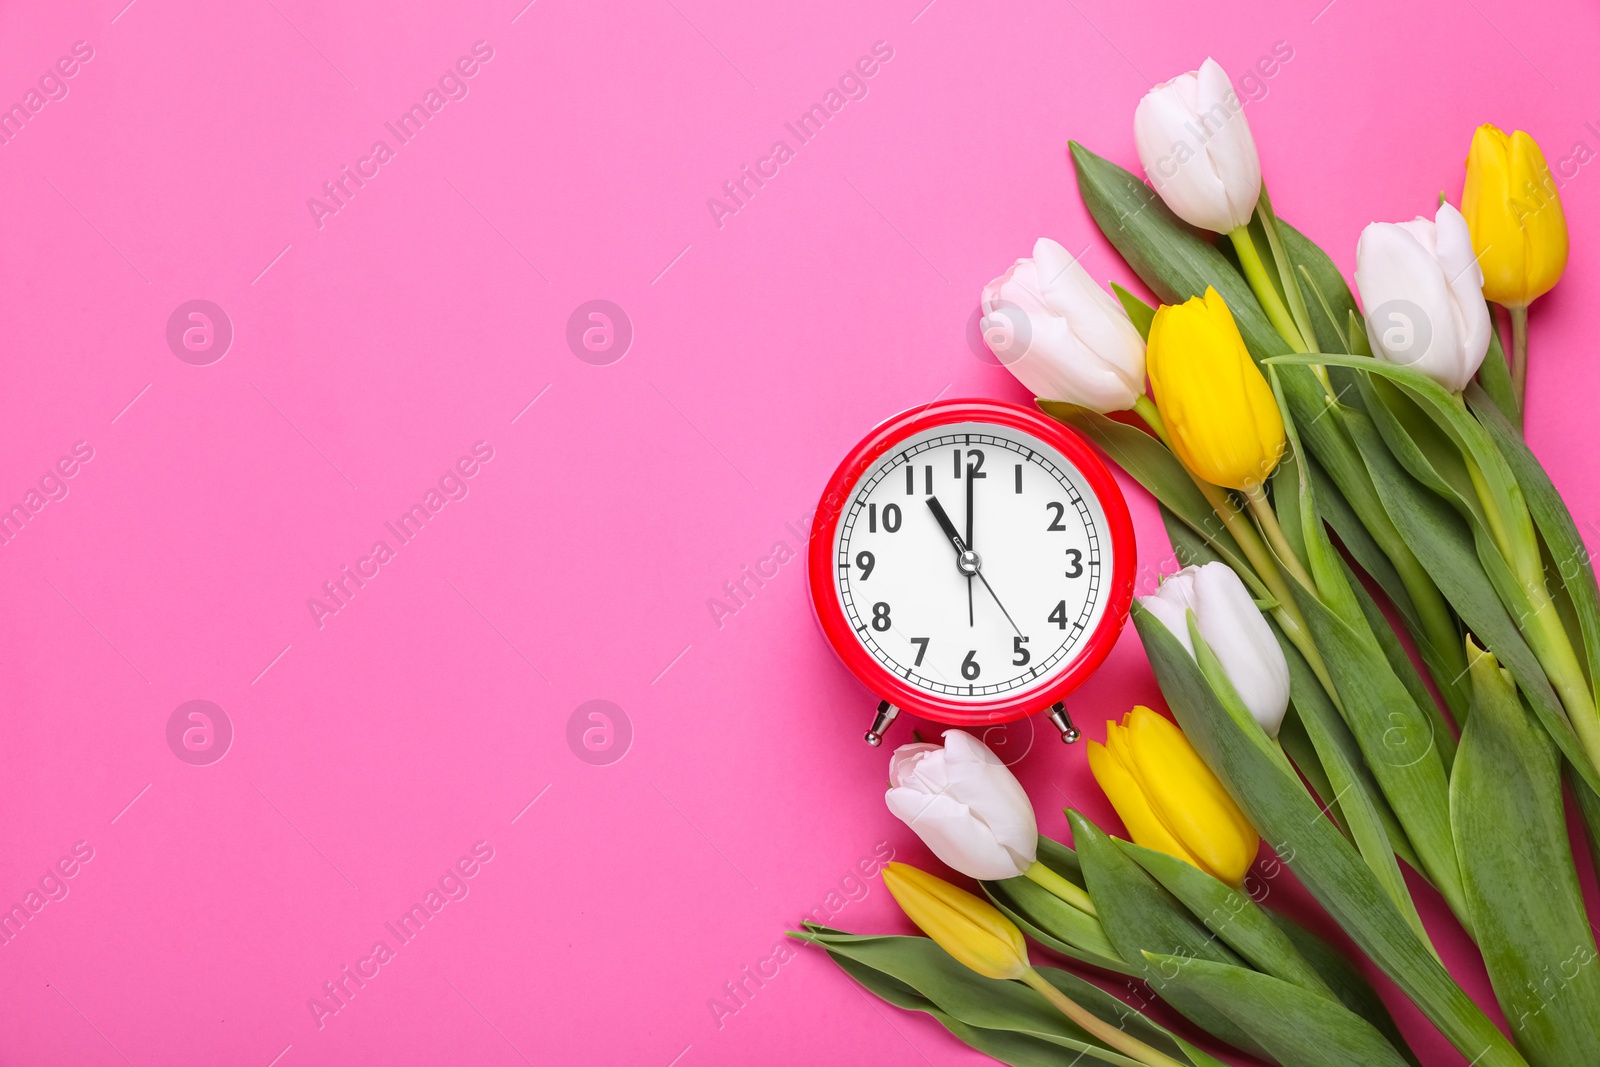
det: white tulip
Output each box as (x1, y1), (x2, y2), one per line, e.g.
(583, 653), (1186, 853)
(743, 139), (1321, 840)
(980, 237), (1146, 413)
(885, 729), (1037, 880)
(1134, 58), (1262, 233)
(1354, 202), (1491, 392)
(1141, 562), (1289, 737)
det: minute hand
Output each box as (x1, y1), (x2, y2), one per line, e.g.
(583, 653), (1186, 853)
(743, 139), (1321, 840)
(924, 497), (1022, 637)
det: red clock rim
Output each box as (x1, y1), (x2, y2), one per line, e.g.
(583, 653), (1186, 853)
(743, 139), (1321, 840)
(806, 398), (1136, 727)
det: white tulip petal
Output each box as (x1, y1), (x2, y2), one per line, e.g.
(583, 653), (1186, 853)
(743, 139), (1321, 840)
(1139, 592), (1196, 657)
(885, 789), (1028, 880)
(981, 238), (1146, 412)
(1135, 62), (1260, 233)
(887, 742), (942, 789)
(1193, 562), (1289, 736)
(940, 731), (1038, 862)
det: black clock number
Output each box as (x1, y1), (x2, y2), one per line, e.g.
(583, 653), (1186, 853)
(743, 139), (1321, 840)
(905, 465), (915, 495)
(962, 650), (981, 680)
(910, 637), (929, 666)
(1014, 464), (1023, 493)
(1065, 549), (1083, 578)
(867, 503), (902, 533)
(1048, 600), (1068, 629)
(952, 448), (987, 478)
(1012, 636), (1031, 666)
(872, 602), (892, 631)
(855, 551), (875, 580)
(1046, 502), (1067, 531)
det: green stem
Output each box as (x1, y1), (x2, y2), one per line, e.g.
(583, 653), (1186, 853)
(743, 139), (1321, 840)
(1255, 185), (1321, 351)
(1244, 482), (1317, 592)
(1019, 969), (1188, 1067)
(1462, 445), (1600, 767)
(1022, 861), (1097, 917)
(1510, 304), (1529, 410)
(1229, 225), (1308, 353)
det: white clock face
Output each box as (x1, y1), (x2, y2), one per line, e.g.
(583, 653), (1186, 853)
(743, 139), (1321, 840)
(833, 422), (1112, 703)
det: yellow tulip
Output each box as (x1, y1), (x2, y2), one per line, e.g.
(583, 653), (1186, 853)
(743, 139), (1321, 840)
(881, 862), (1029, 979)
(1086, 706), (1259, 885)
(1462, 124), (1568, 308)
(1146, 288), (1285, 490)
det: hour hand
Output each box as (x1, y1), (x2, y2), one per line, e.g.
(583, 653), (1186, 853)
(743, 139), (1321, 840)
(925, 496), (966, 553)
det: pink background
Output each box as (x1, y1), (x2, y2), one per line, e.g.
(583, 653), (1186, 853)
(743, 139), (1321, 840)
(0, 0), (1596, 1063)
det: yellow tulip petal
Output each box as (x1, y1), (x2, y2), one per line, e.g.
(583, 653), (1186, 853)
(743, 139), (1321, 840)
(1147, 288), (1283, 489)
(1463, 123), (1567, 306)
(1124, 707), (1260, 885)
(1086, 735), (1208, 873)
(881, 863), (1029, 980)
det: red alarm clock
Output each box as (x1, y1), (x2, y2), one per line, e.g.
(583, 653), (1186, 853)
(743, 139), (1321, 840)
(808, 399), (1135, 746)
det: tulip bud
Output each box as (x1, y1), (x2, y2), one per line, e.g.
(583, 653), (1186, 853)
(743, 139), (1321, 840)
(885, 730), (1038, 880)
(880, 863), (1030, 980)
(1139, 563), (1290, 737)
(1146, 287), (1284, 489)
(1354, 203), (1491, 392)
(1462, 124), (1568, 308)
(1134, 58), (1262, 234)
(1086, 706), (1259, 885)
(980, 238), (1147, 413)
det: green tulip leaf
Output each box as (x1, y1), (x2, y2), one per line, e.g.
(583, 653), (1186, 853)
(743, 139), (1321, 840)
(1117, 840), (1334, 999)
(1138, 951), (1414, 1067)
(1452, 648), (1600, 1066)
(1111, 281), (1156, 340)
(796, 928), (1214, 1065)
(1264, 911), (1421, 1067)
(1035, 832), (1085, 882)
(1068, 810), (1266, 1058)
(1307, 453), (1470, 721)
(1287, 581), (1466, 923)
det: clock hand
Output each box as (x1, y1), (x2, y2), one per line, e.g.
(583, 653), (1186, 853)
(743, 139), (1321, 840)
(925, 496), (1023, 637)
(964, 461), (975, 628)
(925, 495), (966, 556)
(972, 568), (1024, 637)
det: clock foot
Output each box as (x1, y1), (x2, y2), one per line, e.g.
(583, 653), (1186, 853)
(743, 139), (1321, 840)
(1048, 702), (1080, 744)
(865, 700), (900, 746)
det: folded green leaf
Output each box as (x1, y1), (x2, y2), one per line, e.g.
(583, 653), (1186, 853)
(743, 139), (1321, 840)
(1133, 600), (1526, 1065)
(1452, 647), (1600, 1066)
(1288, 582), (1466, 924)
(983, 875), (1130, 975)
(1139, 951), (1413, 1067)
(1310, 454), (1470, 722)
(1069, 810), (1267, 1059)
(1118, 840), (1333, 999)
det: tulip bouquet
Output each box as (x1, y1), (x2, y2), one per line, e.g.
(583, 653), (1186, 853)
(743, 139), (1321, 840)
(800, 55), (1600, 1067)
(987, 55), (1594, 1066)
